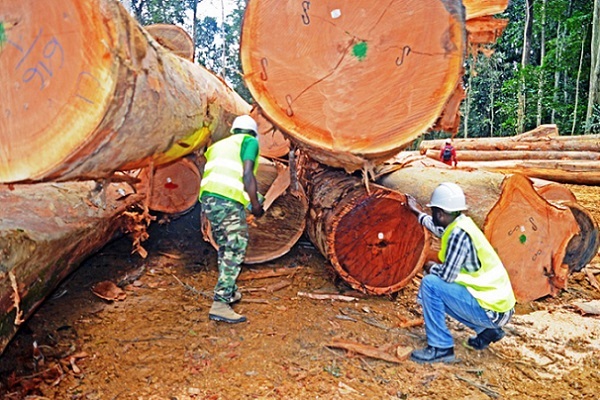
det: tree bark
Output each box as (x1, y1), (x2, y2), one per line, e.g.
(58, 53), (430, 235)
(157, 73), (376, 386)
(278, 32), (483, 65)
(240, 0), (466, 172)
(0, 0), (249, 183)
(517, 0), (535, 134)
(301, 159), (430, 295)
(375, 159), (580, 303)
(0, 181), (144, 354)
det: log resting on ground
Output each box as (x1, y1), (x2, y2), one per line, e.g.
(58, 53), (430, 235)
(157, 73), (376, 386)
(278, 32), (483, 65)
(0, 181), (143, 355)
(301, 160), (430, 295)
(240, 0), (466, 172)
(0, 0), (249, 183)
(375, 156), (581, 303)
(202, 158), (308, 264)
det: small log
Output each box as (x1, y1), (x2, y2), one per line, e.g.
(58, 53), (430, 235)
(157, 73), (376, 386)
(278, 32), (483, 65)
(252, 109), (290, 159)
(137, 157), (201, 215)
(0, 0), (249, 183)
(241, 0), (466, 172)
(0, 181), (143, 354)
(202, 159), (308, 264)
(376, 159), (581, 302)
(302, 161), (430, 295)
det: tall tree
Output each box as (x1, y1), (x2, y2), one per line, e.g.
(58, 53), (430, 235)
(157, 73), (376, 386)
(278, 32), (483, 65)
(517, 0), (535, 133)
(585, 0), (600, 133)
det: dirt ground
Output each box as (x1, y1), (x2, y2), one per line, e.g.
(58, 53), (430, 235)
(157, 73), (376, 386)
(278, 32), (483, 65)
(1, 185), (599, 400)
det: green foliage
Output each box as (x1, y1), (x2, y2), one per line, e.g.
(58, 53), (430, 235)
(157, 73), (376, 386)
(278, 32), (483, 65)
(130, 0), (195, 28)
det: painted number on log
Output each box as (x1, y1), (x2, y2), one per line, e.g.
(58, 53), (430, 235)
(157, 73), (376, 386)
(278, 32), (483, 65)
(301, 1), (310, 25)
(10, 28), (64, 90)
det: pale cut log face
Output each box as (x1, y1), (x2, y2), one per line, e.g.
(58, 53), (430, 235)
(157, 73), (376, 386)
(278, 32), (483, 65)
(241, 0), (465, 170)
(0, 0), (116, 181)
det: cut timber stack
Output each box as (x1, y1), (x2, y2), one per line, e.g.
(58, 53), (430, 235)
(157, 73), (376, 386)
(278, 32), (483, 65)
(375, 154), (584, 303)
(0, 0), (249, 183)
(420, 125), (600, 184)
(240, 0), (466, 172)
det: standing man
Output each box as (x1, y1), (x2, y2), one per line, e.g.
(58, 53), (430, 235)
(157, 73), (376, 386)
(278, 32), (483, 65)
(406, 182), (515, 363)
(439, 138), (457, 167)
(199, 115), (264, 324)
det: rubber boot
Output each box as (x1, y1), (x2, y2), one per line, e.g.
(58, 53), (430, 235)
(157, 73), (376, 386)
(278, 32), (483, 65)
(208, 301), (247, 324)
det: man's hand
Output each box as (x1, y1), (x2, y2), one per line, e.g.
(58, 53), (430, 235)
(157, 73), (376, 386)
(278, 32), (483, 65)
(251, 203), (264, 218)
(406, 195), (422, 215)
(423, 261), (436, 274)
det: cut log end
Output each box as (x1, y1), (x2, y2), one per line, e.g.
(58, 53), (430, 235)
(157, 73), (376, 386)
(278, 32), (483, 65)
(330, 192), (428, 295)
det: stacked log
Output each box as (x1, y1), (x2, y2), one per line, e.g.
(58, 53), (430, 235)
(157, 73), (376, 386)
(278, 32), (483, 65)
(420, 125), (600, 184)
(299, 157), (430, 295)
(375, 154), (584, 303)
(0, 0), (249, 183)
(240, 0), (466, 172)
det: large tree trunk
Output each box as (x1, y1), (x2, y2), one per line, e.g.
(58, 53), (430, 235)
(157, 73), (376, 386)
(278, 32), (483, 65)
(0, 181), (144, 354)
(201, 158), (308, 264)
(462, 0), (509, 19)
(375, 158), (581, 303)
(240, 0), (466, 172)
(0, 0), (249, 183)
(425, 149), (600, 162)
(301, 159), (430, 295)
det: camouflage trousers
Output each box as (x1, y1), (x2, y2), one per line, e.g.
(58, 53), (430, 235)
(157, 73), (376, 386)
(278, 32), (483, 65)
(201, 195), (249, 303)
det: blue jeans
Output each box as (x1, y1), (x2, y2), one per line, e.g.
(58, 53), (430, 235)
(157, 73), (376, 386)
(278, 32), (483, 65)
(417, 274), (502, 349)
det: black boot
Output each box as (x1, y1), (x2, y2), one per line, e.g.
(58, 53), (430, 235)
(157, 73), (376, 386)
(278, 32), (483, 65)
(466, 328), (505, 350)
(410, 345), (455, 364)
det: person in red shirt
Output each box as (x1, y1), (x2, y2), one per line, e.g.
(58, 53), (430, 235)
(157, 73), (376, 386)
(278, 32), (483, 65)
(439, 138), (457, 167)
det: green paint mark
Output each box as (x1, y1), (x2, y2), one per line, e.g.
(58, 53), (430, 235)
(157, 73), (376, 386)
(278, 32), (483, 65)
(519, 234), (527, 244)
(352, 41), (368, 61)
(0, 23), (6, 47)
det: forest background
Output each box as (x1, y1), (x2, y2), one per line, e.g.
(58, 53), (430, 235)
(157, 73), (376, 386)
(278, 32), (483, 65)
(119, 0), (600, 140)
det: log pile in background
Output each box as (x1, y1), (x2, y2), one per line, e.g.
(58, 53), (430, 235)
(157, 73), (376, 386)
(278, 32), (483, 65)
(420, 125), (600, 184)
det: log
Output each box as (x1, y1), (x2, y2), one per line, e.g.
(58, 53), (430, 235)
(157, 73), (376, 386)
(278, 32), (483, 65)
(462, 0), (509, 20)
(375, 159), (581, 303)
(458, 160), (600, 185)
(0, 181), (144, 354)
(137, 157), (201, 215)
(425, 149), (600, 162)
(145, 23), (195, 61)
(201, 158), (308, 264)
(531, 179), (600, 273)
(301, 160), (430, 295)
(252, 108), (290, 159)
(0, 0), (249, 183)
(240, 0), (466, 172)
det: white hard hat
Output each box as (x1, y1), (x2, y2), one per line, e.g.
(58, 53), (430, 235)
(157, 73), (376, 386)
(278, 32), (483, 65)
(427, 182), (467, 212)
(445, 138), (452, 144)
(231, 115), (258, 135)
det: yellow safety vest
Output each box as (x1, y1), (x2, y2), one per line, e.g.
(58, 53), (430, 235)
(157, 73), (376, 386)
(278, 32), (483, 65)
(439, 215), (516, 313)
(199, 134), (259, 207)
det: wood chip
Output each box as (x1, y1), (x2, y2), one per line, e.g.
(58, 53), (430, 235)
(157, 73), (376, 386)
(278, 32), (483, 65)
(327, 337), (411, 363)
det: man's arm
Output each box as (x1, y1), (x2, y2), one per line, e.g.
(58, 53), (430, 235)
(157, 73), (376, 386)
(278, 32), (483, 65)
(243, 160), (264, 218)
(451, 148), (458, 167)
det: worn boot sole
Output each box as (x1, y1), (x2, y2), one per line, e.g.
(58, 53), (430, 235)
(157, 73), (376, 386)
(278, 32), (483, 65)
(209, 313), (247, 324)
(410, 354), (456, 364)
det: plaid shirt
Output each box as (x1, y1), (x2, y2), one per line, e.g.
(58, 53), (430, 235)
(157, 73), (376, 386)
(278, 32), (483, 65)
(418, 212), (514, 326)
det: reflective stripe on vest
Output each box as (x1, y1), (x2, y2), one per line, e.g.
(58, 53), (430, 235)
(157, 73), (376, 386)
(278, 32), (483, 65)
(199, 134), (259, 206)
(439, 215), (516, 313)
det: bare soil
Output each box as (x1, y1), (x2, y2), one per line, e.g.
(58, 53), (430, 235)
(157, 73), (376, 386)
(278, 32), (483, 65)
(1, 185), (599, 400)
